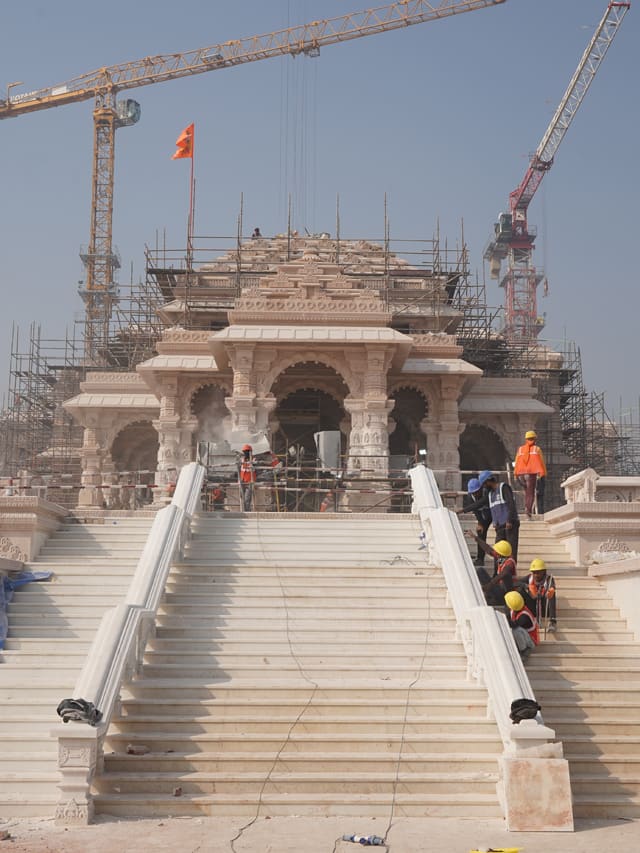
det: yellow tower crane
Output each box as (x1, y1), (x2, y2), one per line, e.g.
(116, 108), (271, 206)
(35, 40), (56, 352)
(0, 0), (507, 364)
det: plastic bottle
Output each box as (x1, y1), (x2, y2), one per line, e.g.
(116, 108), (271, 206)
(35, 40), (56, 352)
(342, 835), (385, 846)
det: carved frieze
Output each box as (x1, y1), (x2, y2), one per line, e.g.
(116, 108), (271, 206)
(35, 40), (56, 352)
(0, 536), (27, 562)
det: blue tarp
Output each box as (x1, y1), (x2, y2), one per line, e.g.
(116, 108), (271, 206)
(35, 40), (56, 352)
(0, 571), (53, 650)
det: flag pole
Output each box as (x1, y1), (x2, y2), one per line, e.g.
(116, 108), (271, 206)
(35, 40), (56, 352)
(187, 128), (195, 270)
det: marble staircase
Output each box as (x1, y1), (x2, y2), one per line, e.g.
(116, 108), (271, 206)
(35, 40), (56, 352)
(0, 518), (153, 818)
(94, 513), (504, 818)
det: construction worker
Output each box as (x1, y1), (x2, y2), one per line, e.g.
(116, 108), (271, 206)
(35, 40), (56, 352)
(514, 429), (547, 518)
(505, 590), (539, 661)
(238, 444), (256, 512)
(480, 470), (520, 561)
(456, 477), (492, 567)
(479, 539), (517, 606)
(527, 558), (557, 633)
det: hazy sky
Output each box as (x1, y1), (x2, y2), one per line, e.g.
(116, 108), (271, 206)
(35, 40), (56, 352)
(1, 1), (638, 419)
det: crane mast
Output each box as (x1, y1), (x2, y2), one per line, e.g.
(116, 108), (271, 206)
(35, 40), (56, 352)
(1, 0), (507, 365)
(485, 1), (629, 344)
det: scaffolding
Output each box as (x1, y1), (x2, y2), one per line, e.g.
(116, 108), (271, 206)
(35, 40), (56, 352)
(0, 225), (635, 505)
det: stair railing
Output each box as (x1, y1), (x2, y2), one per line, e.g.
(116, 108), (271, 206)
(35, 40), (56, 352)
(51, 462), (206, 826)
(409, 463), (574, 831)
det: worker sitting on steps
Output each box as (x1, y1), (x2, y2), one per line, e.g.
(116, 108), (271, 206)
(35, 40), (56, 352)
(475, 539), (520, 606)
(505, 590), (539, 661)
(527, 558), (558, 634)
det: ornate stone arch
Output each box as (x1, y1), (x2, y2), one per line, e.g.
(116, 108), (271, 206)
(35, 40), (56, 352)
(259, 351), (357, 397)
(389, 379), (439, 420)
(180, 377), (232, 421)
(110, 419), (159, 473)
(387, 385), (431, 457)
(188, 382), (233, 444)
(459, 422), (510, 473)
(270, 362), (349, 457)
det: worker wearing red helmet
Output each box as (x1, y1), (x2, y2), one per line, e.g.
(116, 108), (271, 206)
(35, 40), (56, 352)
(238, 444), (256, 512)
(514, 429), (547, 519)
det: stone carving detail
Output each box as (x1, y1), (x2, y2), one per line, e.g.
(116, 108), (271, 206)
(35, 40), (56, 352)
(0, 536), (27, 562)
(55, 798), (90, 824)
(163, 329), (211, 343)
(587, 538), (640, 564)
(59, 744), (95, 768)
(235, 295), (384, 314)
(82, 372), (144, 385)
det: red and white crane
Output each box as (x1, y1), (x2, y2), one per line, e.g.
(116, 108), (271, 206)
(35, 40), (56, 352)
(484, 1), (630, 343)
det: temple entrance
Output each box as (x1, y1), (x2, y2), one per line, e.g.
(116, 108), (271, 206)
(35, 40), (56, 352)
(271, 363), (348, 511)
(389, 386), (428, 469)
(271, 363), (348, 459)
(110, 420), (158, 508)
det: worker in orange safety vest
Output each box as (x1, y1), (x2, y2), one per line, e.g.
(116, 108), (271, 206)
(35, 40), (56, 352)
(514, 430), (547, 519)
(238, 444), (256, 512)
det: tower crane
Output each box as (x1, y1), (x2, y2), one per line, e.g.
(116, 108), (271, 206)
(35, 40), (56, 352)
(484, 1), (629, 344)
(1, 0), (506, 365)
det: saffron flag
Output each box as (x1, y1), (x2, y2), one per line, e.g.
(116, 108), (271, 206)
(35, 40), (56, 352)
(172, 123), (194, 159)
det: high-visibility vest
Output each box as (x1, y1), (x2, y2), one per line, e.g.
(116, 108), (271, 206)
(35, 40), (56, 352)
(488, 483), (511, 526)
(514, 443), (547, 477)
(239, 460), (256, 483)
(510, 605), (539, 645)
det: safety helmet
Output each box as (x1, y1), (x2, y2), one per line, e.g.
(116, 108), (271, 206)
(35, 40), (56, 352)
(478, 470), (494, 486)
(530, 558), (546, 573)
(493, 540), (512, 558)
(525, 430), (537, 440)
(242, 444), (252, 452)
(467, 477), (481, 494)
(505, 590), (525, 611)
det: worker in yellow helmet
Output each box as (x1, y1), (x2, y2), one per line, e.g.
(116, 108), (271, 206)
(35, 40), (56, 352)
(477, 539), (519, 607)
(514, 429), (547, 519)
(527, 558), (557, 634)
(505, 590), (539, 660)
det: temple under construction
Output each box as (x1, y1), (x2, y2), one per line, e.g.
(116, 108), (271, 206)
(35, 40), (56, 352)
(0, 225), (636, 511)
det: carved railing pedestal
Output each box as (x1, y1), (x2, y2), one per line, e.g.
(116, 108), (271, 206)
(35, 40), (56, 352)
(53, 725), (102, 826)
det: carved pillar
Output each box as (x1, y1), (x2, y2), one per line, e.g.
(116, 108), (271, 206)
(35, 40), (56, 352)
(429, 379), (463, 495)
(344, 397), (393, 478)
(77, 427), (105, 508)
(152, 377), (184, 503)
(225, 345), (259, 435)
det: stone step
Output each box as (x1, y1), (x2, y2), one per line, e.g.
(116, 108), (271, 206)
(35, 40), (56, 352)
(536, 702), (640, 722)
(103, 731), (503, 755)
(103, 750), (499, 775)
(143, 640), (462, 656)
(535, 684), (640, 704)
(137, 662), (470, 680)
(525, 662), (640, 681)
(0, 795), (59, 819)
(109, 715), (497, 737)
(561, 735), (640, 756)
(153, 617), (459, 634)
(117, 696), (490, 719)
(92, 790), (503, 819)
(120, 680), (485, 703)
(93, 769), (499, 796)
(0, 772), (60, 795)
(0, 752), (59, 772)
(0, 735), (58, 754)
(571, 795), (640, 819)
